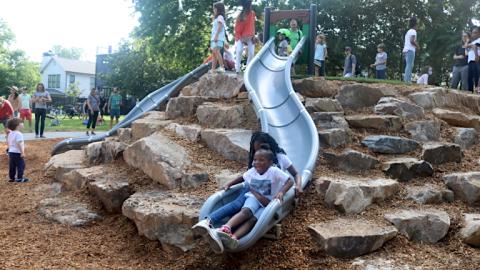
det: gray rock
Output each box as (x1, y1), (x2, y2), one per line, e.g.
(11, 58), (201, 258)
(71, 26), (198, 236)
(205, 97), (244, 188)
(88, 179), (130, 213)
(318, 128), (350, 148)
(196, 103), (245, 128)
(345, 115), (402, 131)
(409, 88), (480, 114)
(165, 96), (211, 120)
(408, 91), (436, 109)
(180, 81), (200, 96)
(85, 140), (127, 165)
(316, 176), (399, 214)
(122, 191), (202, 251)
(351, 258), (414, 270)
(214, 169), (241, 188)
(433, 108), (480, 130)
(34, 183), (62, 197)
(85, 142), (103, 165)
(404, 120), (441, 142)
(336, 84), (397, 110)
(181, 172), (209, 188)
(460, 213), (480, 247)
(44, 150), (86, 181)
(292, 77), (338, 98)
(308, 219), (397, 258)
(454, 128), (478, 149)
(442, 172), (480, 205)
(201, 129), (251, 163)
(131, 111), (172, 140)
(123, 132), (190, 189)
(305, 98), (343, 113)
(312, 112), (349, 130)
(195, 72), (243, 99)
(165, 123), (202, 142)
(374, 97), (425, 120)
(61, 166), (104, 191)
(38, 197), (100, 227)
(361, 135), (420, 154)
(296, 92), (305, 103)
(117, 128), (132, 144)
(323, 149), (378, 172)
(382, 158), (433, 182)
(422, 142), (462, 165)
(406, 185), (452, 204)
(384, 209), (450, 243)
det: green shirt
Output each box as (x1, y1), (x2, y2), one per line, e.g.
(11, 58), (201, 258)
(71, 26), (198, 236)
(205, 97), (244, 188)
(109, 94), (122, 110)
(286, 29), (303, 51)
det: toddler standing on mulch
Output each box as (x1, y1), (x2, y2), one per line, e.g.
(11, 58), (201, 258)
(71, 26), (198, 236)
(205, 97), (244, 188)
(7, 118), (29, 183)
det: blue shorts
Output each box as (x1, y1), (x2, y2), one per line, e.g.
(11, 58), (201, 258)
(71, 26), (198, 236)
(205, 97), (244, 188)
(243, 196), (265, 220)
(110, 108), (120, 118)
(210, 40), (224, 50)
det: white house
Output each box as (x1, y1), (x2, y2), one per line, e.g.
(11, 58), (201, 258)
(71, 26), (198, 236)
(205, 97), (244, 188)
(40, 55), (95, 98)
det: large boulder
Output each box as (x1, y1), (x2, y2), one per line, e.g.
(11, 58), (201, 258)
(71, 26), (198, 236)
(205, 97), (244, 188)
(122, 191), (203, 251)
(404, 120), (441, 142)
(382, 158), (433, 182)
(196, 103), (245, 128)
(374, 97), (424, 120)
(131, 111), (172, 141)
(195, 72), (243, 98)
(460, 214), (480, 247)
(454, 128), (478, 149)
(61, 166), (104, 191)
(345, 115), (402, 131)
(44, 150), (86, 181)
(406, 185), (454, 204)
(421, 142), (462, 165)
(181, 172), (209, 189)
(432, 108), (480, 130)
(34, 183), (62, 197)
(316, 176), (399, 214)
(214, 169), (242, 188)
(361, 135), (420, 154)
(85, 140), (127, 165)
(117, 128), (133, 144)
(165, 123), (202, 142)
(318, 128), (350, 148)
(292, 77), (338, 98)
(305, 98), (343, 112)
(323, 149), (378, 172)
(409, 89), (480, 114)
(88, 179), (131, 213)
(123, 132), (190, 189)
(384, 209), (450, 243)
(442, 172), (480, 205)
(200, 129), (251, 163)
(38, 197), (101, 227)
(308, 219), (397, 258)
(312, 113), (349, 130)
(165, 96), (211, 120)
(336, 84), (397, 110)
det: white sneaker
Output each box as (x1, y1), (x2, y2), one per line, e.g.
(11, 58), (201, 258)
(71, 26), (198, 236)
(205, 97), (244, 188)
(216, 67), (225, 73)
(192, 219), (211, 236)
(192, 219), (224, 254)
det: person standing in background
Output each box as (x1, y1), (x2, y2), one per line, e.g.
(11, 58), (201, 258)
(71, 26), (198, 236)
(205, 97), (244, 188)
(32, 83), (51, 138)
(451, 32), (470, 90)
(371, 43), (388, 79)
(86, 88), (100, 136)
(19, 87), (32, 131)
(234, 0), (255, 73)
(106, 87), (122, 129)
(0, 97), (14, 129)
(343, 47), (357, 77)
(466, 26), (480, 92)
(8, 86), (21, 118)
(403, 17), (420, 83)
(314, 34), (328, 78)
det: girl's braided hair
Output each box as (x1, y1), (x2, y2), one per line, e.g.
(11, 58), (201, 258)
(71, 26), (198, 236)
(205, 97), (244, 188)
(248, 131), (286, 169)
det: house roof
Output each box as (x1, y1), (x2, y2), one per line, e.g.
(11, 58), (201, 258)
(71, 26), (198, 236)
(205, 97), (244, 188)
(46, 88), (67, 97)
(41, 56), (95, 75)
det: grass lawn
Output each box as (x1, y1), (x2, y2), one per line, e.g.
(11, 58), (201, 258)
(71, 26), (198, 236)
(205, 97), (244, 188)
(23, 115), (126, 132)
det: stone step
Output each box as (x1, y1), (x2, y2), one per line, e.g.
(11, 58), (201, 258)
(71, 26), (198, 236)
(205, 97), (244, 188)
(323, 149), (378, 172)
(200, 129), (251, 163)
(374, 97), (424, 120)
(88, 178), (131, 213)
(361, 135), (420, 154)
(44, 150), (86, 181)
(460, 214), (480, 247)
(405, 185), (453, 204)
(196, 102), (246, 128)
(131, 111), (172, 141)
(382, 158), (433, 182)
(345, 115), (402, 131)
(442, 172), (480, 205)
(422, 142), (462, 165)
(37, 197), (101, 227)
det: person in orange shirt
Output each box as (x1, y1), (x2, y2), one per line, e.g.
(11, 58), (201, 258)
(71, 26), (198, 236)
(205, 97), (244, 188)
(234, 0), (255, 73)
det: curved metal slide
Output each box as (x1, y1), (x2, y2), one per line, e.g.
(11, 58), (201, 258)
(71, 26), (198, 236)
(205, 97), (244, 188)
(198, 37), (319, 252)
(51, 63), (210, 155)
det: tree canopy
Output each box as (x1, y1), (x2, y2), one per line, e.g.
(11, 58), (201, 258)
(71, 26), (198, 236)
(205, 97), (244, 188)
(51, 45), (84, 60)
(102, 0), (480, 97)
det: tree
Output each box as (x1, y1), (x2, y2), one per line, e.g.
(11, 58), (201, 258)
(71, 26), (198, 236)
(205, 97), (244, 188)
(51, 45), (84, 60)
(66, 82), (81, 98)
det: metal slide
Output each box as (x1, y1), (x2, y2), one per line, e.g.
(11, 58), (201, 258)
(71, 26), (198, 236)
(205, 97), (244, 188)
(51, 63), (210, 155)
(198, 37), (319, 252)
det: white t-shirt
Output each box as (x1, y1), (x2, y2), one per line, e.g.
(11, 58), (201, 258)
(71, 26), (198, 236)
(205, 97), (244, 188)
(403, 29), (417, 53)
(417, 74), (429, 85)
(243, 166), (290, 200)
(8, 130), (24, 154)
(467, 38), (480, 62)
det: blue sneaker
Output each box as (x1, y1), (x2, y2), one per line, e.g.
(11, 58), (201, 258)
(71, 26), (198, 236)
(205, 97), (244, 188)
(15, 178), (29, 183)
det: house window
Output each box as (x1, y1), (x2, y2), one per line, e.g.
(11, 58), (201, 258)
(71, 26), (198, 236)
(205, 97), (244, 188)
(90, 77), (95, 89)
(69, 75), (75, 84)
(48, 74), (60, 88)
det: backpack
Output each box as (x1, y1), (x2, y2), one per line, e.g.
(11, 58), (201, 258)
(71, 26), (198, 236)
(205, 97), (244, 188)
(350, 55), (361, 76)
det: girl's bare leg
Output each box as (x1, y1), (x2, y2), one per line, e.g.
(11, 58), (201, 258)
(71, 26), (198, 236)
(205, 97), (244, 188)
(214, 49), (224, 68)
(232, 216), (257, 239)
(225, 208), (253, 229)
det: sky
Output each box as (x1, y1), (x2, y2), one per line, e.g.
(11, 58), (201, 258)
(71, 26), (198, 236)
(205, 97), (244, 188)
(0, 0), (139, 62)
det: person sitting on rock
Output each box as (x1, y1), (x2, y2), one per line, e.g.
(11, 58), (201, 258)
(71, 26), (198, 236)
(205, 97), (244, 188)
(192, 132), (301, 253)
(197, 146), (293, 251)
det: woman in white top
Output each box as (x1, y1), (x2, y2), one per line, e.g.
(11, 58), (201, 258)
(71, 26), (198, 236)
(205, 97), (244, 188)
(403, 17), (420, 83)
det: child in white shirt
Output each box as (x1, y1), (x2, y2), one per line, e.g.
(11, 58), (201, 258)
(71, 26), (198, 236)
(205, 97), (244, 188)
(417, 66), (432, 85)
(6, 118), (28, 182)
